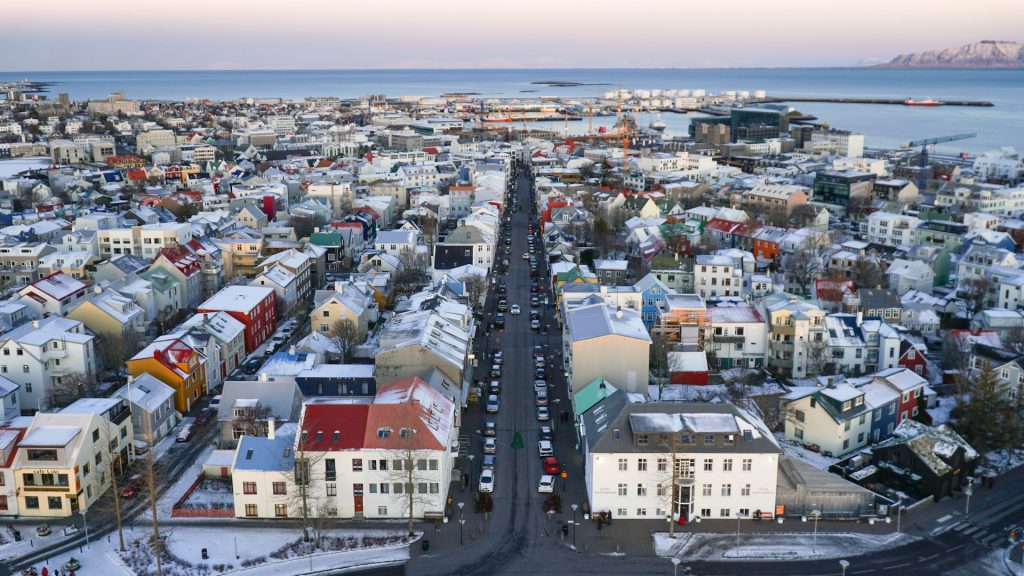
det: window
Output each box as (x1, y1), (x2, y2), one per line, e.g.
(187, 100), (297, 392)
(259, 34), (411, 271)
(858, 432), (865, 443)
(680, 433), (695, 445)
(657, 484), (667, 497)
(636, 434), (648, 446)
(272, 482), (286, 495)
(720, 509), (731, 518)
(618, 508), (628, 516)
(657, 458), (668, 472)
(638, 458), (648, 472)
(429, 460), (438, 471)
(618, 458), (627, 471)
(702, 484), (712, 497)
(369, 484), (377, 494)
(721, 484), (732, 497)
(326, 483), (337, 497)
(245, 504), (258, 517)
(843, 439), (850, 450)
(393, 460), (403, 471)
(617, 483), (627, 496)
(703, 458), (713, 471)
(637, 508), (648, 516)
(380, 483), (390, 494)
(378, 506), (388, 515)
(0, 496), (6, 511)
(352, 459), (363, 472)
(394, 483), (403, 494)
(637, 484), (647, 497)
(723, 459), (733, 472)
(47, 496), (62, 510)
(739, 508), (750, 517)
(243, 482), (257, 495)
(22, 365), (28, 373)
(430, 483), (439, 494)
(93, 429), (100, 442)
(275, 504), (288, 518)
(25, 496), (39, 509)
(704, 434), (715, 445)
(742, 484), (751, 496)
(325, 459), (336, 481)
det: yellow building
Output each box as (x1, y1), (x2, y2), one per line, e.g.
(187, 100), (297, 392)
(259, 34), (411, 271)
(126, 338), (206, 413)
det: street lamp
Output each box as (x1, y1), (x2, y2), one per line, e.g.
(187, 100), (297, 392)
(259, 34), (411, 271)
(458, 502), (465, 546)
(735, 511), (742, 555)
(839, 559), (850, 576)
(571, 503), (579, 549)
(80, 508), (90, 549)
(671, 557), (681, 576)
(802, 508), (821, 553)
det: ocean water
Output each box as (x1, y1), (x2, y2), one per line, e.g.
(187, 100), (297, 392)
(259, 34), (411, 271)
(2, 68), (1021, 153)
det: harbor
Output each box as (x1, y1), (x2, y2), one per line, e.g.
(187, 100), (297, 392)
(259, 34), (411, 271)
(752, 96), (994, 107)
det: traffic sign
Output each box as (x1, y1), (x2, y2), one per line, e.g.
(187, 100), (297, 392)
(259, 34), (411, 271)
(560, 471), (568, 479)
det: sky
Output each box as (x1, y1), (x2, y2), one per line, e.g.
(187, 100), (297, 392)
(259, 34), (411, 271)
(2, 0), (1021, 71)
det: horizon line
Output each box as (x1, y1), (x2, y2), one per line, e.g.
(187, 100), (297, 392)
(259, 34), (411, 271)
(0, 65), (886, 75)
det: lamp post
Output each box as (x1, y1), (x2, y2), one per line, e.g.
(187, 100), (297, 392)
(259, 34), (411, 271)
(666, 515), (674, 539)
(896, 498), (902, 535)
(802, 508), (821, 553)
(80, 508), (90, 549)
(571, 503), (579, 549)
(735, 511), (742, 555)
(965, 477), (973, 518)
(839, 559), (850, 576)
(458, 502), (465, 546)
(671, 557), (681, 576)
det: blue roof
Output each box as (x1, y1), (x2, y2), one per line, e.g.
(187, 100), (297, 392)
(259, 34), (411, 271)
(233, 423), (297, 472)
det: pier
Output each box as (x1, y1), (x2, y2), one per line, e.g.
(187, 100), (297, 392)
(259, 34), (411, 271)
(752, 96), (994, 107)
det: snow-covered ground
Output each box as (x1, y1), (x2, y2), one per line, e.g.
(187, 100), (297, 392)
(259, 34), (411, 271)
(23, 527), (412, 576)
(929, 395), (956, 426)
(152, 444), (214, 518)
(178, 478), (233, 510)
(653, 531), (916, 561)
(980, 448), (1024, 476)
(0, 157), (49, 178)
(774, 433), (840, 470)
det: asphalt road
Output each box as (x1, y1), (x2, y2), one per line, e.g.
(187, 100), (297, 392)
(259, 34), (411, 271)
(405, 168), (1022, 576)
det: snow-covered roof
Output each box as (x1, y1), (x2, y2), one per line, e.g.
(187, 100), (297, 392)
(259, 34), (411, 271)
(21, 426), (80, 447)
(566, 302), (651, 343)
(199, 285), (275, 313)
(114, 373), (176, 413)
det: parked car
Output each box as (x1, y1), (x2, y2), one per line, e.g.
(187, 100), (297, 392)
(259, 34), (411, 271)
(534, 379), (547, 393)
(497, 299), (508, 312)
(490, 364), (502, 378)
(542, 457), (561, 475)
(486, 395), (500, 413)
(535, 389), (548, 406)
(489, 380), (502, 394)
(479, 469), (495, 493)
(534, 356), (545, 368)
(484, 421), (497, 436)
(538, 474), (555, 493)
(209, 394), (222, 409)
(539, 425), (553, 441)
(531, 319), (540, 330)
(538, 440), (553, 457)
(483, 437), (497, 454)
(482, 454), (496, 470)
(493, 351), (504, 365)
(535, 367), (546, 380)
(176, 417), (196, 443)
(536, 406), (550, 421)
(495, 313), (505, 329)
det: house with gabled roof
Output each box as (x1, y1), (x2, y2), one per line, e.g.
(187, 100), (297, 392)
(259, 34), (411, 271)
(126, 338), (207, 414)
(782, 381), (872, 457)
(18, 271), (89, 317)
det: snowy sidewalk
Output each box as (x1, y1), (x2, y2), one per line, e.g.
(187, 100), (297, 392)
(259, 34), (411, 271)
(653, 531), (917, 561)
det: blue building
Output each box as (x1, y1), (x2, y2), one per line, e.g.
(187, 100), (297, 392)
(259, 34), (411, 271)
(861, 380), (900, 443)
(295, 364), (377, 397)
(635, 273), (674, 329)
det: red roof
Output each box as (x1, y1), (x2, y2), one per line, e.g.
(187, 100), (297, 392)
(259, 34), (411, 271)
(422, 147), (439, 155)
(300, 404), (369, 451)
(815, 279), (854, 303)
(126, 169), (148, 181)
(154, 246), (201, 276)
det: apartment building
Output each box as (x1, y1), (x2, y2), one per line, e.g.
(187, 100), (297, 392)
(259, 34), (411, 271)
(763, 295), (827, 379)
(583, 401), (780, 523)
(0, 317), (97, 413)
(97, 223), (193, 259)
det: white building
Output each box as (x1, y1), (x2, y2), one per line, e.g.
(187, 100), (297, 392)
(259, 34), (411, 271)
(865, 212), (920, 248)
(781, 383), (872, 458)
(808, 130), (865, 158)
(0, 317), (97, 413)
(694, 255), (744, 299)
(708, 305), (767, 369)
(582, 400), (780, 523)
(374, 230), (419, 258)
(97, 223), (193, 259)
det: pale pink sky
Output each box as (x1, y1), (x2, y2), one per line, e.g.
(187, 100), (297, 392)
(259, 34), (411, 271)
(2, 0), (1020, 70)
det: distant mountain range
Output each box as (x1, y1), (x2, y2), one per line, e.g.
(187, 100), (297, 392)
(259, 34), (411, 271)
(879, 40), (1023, 68)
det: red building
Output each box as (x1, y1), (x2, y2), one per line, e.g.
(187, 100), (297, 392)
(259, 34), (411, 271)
(668, 351), (710, 385)
(897, 340), (929, 378)
(875, 367), (928, 424)
(197, 286), (276, 353)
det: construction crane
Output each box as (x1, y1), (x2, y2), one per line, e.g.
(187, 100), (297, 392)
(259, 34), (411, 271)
(904, 133), (975, 191)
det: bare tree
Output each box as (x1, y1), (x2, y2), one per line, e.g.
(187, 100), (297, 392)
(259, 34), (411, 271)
(656, 432), (687, 538)
(394, 251), (431, 296)
(463, 274), (488, 311)
(805, 336), (831, 377)
(98, 333), (136, 374)
(785, 249), (822, 296)
(850, 258), (884, 290)
(289, 427), (331, 548)
(46, 370), (100, 409)
(788, 204), (819, 229)
(650, 332), (673, 398)
(327, 319), (360, 364)
(960, 276), (994, 320)
(386, 431), (440, 537)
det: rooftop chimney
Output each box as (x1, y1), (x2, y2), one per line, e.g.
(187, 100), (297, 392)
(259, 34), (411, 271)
(267, 417), (276, 440)
(856, 310), (863, 326)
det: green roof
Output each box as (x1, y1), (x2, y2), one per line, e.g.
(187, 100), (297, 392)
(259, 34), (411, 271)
(309, 232), (342, 247)
(574, 378), (617, 417)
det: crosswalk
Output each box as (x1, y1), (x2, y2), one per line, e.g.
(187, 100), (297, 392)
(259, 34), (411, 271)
(948, 521), (1008, 548)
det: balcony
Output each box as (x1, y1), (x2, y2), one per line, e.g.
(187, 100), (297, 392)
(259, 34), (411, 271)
(714, 335), (746, 344)
(45, 347), (69, 360)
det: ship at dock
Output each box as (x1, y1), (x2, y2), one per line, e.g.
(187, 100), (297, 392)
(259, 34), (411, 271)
(904, 98), (941, 107)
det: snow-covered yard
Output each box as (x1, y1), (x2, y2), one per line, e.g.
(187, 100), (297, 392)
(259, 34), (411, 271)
(774, 433), (840, 470)
(979, 448), (1024, 476)
(177, 478), (234, 511)
(151, 444), (214, 519)
(0, 157), (50, 178)
(929, 395), (956, 426)
(26, 527), (412, 576)
(653, 531), (916, 561)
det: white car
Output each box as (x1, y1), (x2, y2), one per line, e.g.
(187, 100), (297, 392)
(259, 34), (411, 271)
(538, 474), (555, 493)
(510, 304), (521, 315)
(536, 406), (550, 421)
(479, 469), (495, 493)
(531, 319), (540, 330)
(538, 440), (553, 457)
(483, 437), (497, 454)
(534, 379), (547, 393)
(486, 395), (500, 413)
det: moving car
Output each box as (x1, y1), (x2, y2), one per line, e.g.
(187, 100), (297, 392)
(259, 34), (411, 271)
(486, 395), (500, 413)
(483, 437), (497, 454)
(510, 304), (521, 315)
(538, 440), (553, 457)
(538, 474), (555, 494)
(479, 469), (495, 493)
(522, 253), (530, 260)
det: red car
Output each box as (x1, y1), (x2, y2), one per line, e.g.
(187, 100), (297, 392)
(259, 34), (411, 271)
(542, 457), (561, 475)
(120, 485), (139, 498)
